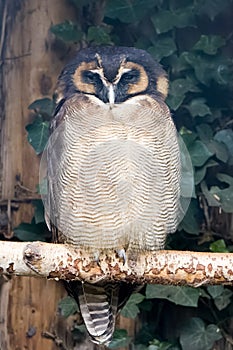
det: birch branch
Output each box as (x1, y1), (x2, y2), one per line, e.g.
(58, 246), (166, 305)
(0, 241), (233, 286)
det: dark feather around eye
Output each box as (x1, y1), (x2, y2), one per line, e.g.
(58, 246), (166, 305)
(120, 69), (140, 83)
(82, 71), (99, 83)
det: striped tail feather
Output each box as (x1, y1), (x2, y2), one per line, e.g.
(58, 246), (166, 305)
(64, 281), (142, 346)
(78, 282), (119, 345)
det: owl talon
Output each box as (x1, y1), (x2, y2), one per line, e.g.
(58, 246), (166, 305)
(93, 252), (100, 264)
(117, 249), (126, 264)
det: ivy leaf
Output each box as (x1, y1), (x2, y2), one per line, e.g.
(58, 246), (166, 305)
(194, 166), (206, 185)
(186, 98), (211, 117)
(196, 125), (228, 162)
(180, 318), (222, 350)
(108, 329), (131, 349)
(58, 296), (79, 318)
(193, 35), (226, 55)
(151, 7), (196, 34)
(148, 339), (173, 350)
(207, 285), (224, 298)
(213, 289), (233, 310)
(198, 0), (231, 21)
(166, 94), (184, 111)
(105, 0), (155, 23)
(188, 140), (213, 167)
(50, 21), (83, 42)
(26, 116), (49, 155)
(146, 285), (200, 307)
(14, 222), (47, 242)
(151, 10), (175, 34)
(32, 200), (45, 224)
(196, 124), (213, 142)
(209, 174), (233, 213)
(121, 293), (145, 318)
(183, 52), (232, 85)
(207, 285), (232, 310)
(194, 160), (218, 185)
(169, 54), (191, 75)
(87, 26), (112, 45)
(210, 239), (229, 253)
(180, 131), (197, 148)
(205, 140), (228, 163)
(214, 129), (233, 165)
(148, 37), (176, 61)
(28, 98), (54, 116)
(167, 78), (201, 111)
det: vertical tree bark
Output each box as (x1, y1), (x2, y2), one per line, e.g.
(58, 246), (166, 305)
(0, 1), (88, 349)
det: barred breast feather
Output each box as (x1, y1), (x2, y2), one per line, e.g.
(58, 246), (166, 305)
(47, 94), (181, 252)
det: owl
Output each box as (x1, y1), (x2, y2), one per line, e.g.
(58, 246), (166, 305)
(45, 46), (181, 346)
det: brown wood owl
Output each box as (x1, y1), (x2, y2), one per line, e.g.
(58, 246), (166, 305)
(44, 46), (181, 346)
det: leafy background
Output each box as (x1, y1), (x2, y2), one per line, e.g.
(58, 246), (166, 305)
(16, 0), (233, 349)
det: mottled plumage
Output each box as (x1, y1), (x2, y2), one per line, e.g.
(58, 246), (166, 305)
(45, 46), (181, 346)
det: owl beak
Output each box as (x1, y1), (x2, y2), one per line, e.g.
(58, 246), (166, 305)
(108, 84), (115, 105)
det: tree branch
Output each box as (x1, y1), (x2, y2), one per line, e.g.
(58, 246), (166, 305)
(0, 241), (233, 286)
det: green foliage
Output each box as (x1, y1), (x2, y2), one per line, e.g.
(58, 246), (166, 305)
(207, 286), (233, 310)
(151, 7), (196, 34)
(26, 116), (49, 155)
(28, 98), (55, 116)
(209, 239), (229, 253)
(50, 21), (83, 42)
(147, 339), (174, 350)
(14, 221), (49, 242)
(148, 37), (177, 61)
(105, 0), (155, 23)
(87, 26), (112, 45)
(179, 317), (222, 350)
(146, 285), (200, 307)
(25, 0), (233, 348)
(193, 35), (226, 55)
(214, 129), (233, 165)
(188, 140), (214, 167)
(109, 329), (131, 348)
(58, 296), (79, 317)
(121, 293), (145, 318)
(32, 200), (45, 224)
(13, 200), (50, 242)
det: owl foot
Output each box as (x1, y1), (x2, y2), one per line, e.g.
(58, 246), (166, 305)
(93, 252), (100, 264)
(117, 249), (126, 264)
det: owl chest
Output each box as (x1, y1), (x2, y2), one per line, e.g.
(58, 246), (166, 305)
(61, 119), (158, 180)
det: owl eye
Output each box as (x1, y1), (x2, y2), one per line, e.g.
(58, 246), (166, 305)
(120, 69), (139, 83)
(82, 71), (99, 84)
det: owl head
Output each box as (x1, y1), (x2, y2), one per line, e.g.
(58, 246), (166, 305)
(55, 46), (168, 105)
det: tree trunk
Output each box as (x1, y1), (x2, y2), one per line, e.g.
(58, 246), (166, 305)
(0, 1), (88, 349)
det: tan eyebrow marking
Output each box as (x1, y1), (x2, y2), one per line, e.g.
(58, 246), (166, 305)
(73, 61), (97, 94)
(122, 61), (149, 95)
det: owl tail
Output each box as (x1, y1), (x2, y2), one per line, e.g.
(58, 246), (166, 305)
(77, 282), (119, 346)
